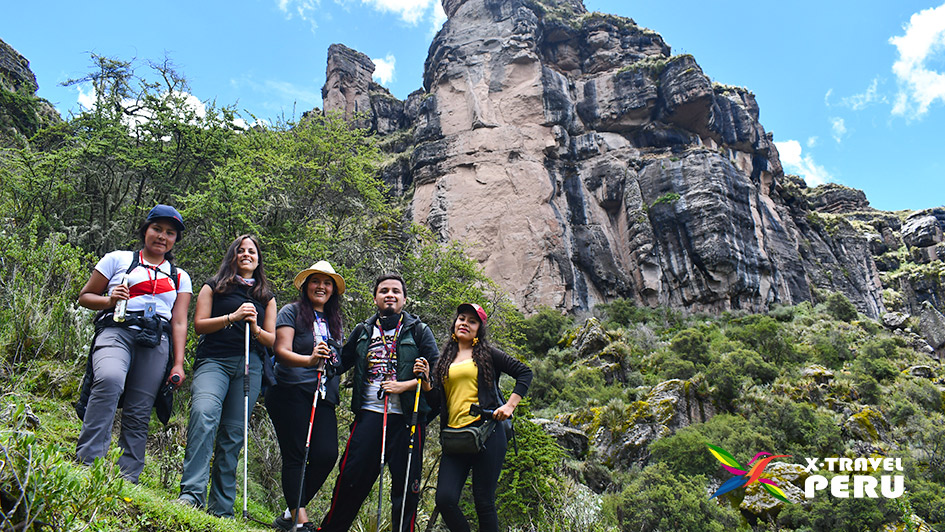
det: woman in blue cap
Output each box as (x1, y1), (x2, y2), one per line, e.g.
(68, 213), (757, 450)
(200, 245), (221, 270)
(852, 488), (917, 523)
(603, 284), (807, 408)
(76, 204), (192, 483)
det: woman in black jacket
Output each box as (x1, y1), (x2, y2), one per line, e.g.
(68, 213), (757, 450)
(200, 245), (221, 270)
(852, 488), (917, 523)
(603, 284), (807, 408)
(426, 303), (532, 532)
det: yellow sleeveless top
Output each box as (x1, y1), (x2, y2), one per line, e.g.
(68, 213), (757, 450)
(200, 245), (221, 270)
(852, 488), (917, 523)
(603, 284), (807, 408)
(445, 359), (480, 428)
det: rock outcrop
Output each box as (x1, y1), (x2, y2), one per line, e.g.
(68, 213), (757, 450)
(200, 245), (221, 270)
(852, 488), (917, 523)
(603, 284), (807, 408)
(0, 38), (60, 145)
(321, 0), (942, 319)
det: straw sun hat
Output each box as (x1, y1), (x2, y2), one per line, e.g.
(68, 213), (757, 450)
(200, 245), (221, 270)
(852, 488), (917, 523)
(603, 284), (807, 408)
(293, 260), (346, 295)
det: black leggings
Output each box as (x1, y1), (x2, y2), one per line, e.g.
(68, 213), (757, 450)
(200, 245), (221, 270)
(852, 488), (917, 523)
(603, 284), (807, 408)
(318, 410), (425, 532)
(265, 383), (338, 512)
(435, 421), (507, 532)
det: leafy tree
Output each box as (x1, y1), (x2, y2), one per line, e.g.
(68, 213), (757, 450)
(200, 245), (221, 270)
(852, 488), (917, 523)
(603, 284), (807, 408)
(606, 463), (740, 532)
(669, 327), (711, 366)
(825, 291), (858, 322)
(726, 314), (796, 365)
(522, 306), (571, 354)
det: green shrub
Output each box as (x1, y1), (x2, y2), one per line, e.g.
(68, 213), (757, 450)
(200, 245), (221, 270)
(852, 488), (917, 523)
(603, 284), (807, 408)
(825, 292), (858, 322)
(743, 396), (841, 458)
(853, 357), (898, 383)
(648, 427), (713, 477)
(0, 398), (124, 529)
(522, 307), (572, 354)
(498, 403), (566, 529)
(0, 222), (94, 367)
(605, 463), (739, 532)
(669, 328), (711, 366)
(726, 314), (796, 365)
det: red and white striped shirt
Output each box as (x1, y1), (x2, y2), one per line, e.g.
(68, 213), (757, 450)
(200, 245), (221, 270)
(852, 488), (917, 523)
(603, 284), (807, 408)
(95, 250), (192, 321)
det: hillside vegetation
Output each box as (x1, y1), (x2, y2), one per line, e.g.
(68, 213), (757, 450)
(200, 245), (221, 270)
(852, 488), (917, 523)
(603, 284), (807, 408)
(2, 56), (944, 532)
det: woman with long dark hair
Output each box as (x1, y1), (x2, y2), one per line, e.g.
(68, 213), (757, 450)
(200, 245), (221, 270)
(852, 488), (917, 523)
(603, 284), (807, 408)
(266, 261), (345, 530)
(177, 234), (276, 516)
(76, 205), (192, 483)
(427, 303), (532, 532)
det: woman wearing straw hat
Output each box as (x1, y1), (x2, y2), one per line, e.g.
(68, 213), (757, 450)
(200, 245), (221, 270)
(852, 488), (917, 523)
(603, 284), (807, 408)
(267, 261), (346, 531)
(176, 234), (276, 516)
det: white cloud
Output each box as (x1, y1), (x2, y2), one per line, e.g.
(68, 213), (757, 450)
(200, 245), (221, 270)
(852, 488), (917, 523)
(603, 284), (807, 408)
(372, 54), (396, 85)
(824, 88), (833, 106)
(430, 1), (447, 36)
(775, 140), (833, 187)
(806, 136), (818, 148)
(76, 84), (96, 110)
(360, 0), (433, 24)
(889, 3), (945, 118)
(841, 77), (887, 110)
(830, 117), (847, 142)
(277, 0), (320, 30)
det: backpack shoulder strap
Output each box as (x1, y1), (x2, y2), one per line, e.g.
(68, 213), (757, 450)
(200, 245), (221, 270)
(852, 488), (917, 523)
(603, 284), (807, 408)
(125, 250), (140, 275)
(128, 250), (179, 291)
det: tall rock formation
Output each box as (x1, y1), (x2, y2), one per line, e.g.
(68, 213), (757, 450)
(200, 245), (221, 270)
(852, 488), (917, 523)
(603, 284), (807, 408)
(322, 0), (906, 318)
(0, 38), (60, 145)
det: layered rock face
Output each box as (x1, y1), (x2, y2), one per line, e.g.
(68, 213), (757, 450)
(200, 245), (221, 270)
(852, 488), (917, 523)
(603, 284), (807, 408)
(323, 0), (895, 317)
(0, 38), (60, 145)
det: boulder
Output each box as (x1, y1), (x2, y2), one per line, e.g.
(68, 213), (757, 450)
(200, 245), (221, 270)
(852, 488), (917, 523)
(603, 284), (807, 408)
(882, 312), (910, 330)
(918, 302), (945, 352)
(902, 213), (943, 248)
(842, 406), (892, 446)
(739, 462), (807, 516)
(534, 418), (589, 458)
(801, 364), (834, 384)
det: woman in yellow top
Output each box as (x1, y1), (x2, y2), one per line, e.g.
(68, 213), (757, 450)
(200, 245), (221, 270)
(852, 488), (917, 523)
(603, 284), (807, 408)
(427, 303), (532, 532)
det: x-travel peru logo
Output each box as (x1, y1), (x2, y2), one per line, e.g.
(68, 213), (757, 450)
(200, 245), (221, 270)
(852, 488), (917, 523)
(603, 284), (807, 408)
(708, 444), (906, 504)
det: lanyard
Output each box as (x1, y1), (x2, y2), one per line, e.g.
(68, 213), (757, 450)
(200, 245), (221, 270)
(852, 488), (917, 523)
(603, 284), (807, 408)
(139, 251), (166, 296)
(375, 314), (403, 380)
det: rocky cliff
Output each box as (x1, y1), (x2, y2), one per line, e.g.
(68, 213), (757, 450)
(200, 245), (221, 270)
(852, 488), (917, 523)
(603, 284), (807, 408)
(0, 38), (60, 146)
(321, 0), (922, 320)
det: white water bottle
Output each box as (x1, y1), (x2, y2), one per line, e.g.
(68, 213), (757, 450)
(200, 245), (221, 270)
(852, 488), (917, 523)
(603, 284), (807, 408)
(113, 274), (129, 322)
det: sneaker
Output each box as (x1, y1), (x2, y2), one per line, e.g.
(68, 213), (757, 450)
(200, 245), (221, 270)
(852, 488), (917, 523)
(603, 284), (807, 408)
(299, 523), (318, 532)
(174, 497), (199, 509)
(272, 515), (294, 531)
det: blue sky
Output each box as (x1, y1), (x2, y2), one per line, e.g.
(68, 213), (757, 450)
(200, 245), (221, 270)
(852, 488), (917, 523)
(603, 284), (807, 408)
(2, 0), (943, 211)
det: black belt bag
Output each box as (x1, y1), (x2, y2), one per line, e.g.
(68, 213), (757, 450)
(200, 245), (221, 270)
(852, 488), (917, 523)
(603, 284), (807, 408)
(97, 312), (169, 348)
(440, 420), (495, 455)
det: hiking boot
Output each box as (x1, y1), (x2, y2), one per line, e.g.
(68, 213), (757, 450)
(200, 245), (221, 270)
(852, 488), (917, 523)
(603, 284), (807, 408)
(272, 515), (295, 531)
(174, 497), (199, 509)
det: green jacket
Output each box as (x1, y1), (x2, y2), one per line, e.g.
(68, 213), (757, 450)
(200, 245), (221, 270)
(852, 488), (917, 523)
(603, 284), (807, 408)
(340, 311), (439, 424)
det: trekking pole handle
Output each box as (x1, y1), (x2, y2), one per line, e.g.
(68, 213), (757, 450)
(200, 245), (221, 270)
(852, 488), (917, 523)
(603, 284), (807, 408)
(469, 403), (512, 420)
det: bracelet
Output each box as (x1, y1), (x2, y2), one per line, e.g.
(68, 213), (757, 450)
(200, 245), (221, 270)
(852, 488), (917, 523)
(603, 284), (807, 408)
(225, 314), (232, 327)
(252, 327), (260, 340)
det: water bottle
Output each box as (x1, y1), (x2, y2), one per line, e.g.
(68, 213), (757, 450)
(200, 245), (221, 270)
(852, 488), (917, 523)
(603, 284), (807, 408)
(113, 274), (129, 322)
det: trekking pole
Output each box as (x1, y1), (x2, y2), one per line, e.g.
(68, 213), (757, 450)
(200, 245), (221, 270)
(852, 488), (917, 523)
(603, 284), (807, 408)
(397, 362), (424, 532)
(243, 322), (250, 520)
(293, 345), (326, 529)
(376, 384), (389, 532)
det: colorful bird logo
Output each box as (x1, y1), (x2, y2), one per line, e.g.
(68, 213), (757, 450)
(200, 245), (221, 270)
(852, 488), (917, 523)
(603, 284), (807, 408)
(707, 444), (792, 503)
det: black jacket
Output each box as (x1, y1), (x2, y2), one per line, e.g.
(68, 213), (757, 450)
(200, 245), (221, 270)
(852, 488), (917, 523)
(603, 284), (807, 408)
(434, 346), (532, 428)
(340, 311), (440, 424)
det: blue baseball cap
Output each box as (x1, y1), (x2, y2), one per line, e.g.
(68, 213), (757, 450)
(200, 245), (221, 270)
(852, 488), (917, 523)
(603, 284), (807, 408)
(146, 204), (185, 232)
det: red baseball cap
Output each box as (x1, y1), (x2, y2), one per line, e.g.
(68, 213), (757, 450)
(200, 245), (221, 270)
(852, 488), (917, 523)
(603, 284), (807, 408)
(457, 303), (488, 324)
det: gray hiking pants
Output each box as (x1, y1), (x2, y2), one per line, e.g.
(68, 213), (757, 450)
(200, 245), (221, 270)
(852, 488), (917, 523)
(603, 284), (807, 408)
(75, 327), (168, 482)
